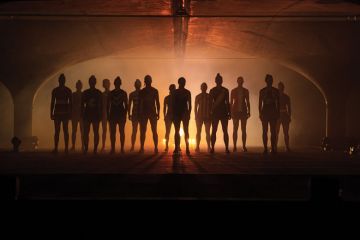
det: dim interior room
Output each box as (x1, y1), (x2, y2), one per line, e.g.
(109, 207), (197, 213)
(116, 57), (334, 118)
(32, 56), (326, 151)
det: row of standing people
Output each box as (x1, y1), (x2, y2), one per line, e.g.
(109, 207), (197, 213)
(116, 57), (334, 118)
(50, 73), (291, 155)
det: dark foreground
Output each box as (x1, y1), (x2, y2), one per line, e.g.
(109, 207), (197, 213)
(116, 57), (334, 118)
(0, 148), (359, 202)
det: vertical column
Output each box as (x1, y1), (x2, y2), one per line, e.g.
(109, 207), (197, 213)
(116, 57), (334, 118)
(326, 90), (347, 138)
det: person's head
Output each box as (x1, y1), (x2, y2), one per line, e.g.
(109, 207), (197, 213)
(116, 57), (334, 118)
(265, 74), (273, 87)
(144, 75), (152, 87)
(134, 79), (141, 90)
(278, 81), (285, 93)
(58, 74), (66, 87)
(89, 75), (97, 88)
(237, 76), (244, 87)
(169, 84), (176, 94)
(178, 77), (186, 88)
(215, 73), (223, 86)
(201, 82), (208, 93)
(114, 77), (122, 88)
(75, 80), (83, 91)
(103, 79), (110, 91)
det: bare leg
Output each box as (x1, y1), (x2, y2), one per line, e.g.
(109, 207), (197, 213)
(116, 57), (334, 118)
(174, 119), (181, 153)
(275, 119), (281, 148)
(183, 118), (190, 154)
(71, 119), (78, 150)
(221, 118), (230, 153)
(233, 118), (239, 152)
(241, 118), (248, 152)
(205, 121), (211, 152)
(262, 120), (269, 154)
(283, 120), (291, 151)
(270, 120), (277, 154)
(110, 120), (116, 154)
(120, 119), (126, 153)
(165, 119), (172, 152)
(53, 119), (61, 153)
(83, 120), (91, 154)
(211, 119), (220, 153)
(93, 121), (100, 154)
(79, 119), (84, 151)
(63, 120), (69, 153)
(150, 116), (158, 153)
(139, 118), (148, 153)
(102, 120), (107, 151)
(196, 118), (202, 152)
(131, 120), (138, 151)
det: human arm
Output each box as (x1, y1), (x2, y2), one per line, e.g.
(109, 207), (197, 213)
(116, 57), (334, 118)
(156, 90), (160, 120)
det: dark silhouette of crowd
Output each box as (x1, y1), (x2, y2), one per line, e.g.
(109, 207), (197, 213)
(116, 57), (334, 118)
(50, 73), (292, 155)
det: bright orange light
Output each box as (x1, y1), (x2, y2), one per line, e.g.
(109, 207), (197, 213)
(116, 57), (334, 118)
(180, 128), (184, 137)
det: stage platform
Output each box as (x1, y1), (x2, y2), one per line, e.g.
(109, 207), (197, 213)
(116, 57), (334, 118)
(0, 148), (359, 201)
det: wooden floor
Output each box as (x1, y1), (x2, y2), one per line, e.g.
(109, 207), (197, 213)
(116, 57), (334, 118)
(0, 148), (359, 175)
(1, 148), (360, 200)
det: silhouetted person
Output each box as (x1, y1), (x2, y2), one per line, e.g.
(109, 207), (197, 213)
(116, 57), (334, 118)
(128, 79), (142, 152)
(50, 74), (72, 154)
(276, 82), (292, 152)
(108, 77), (128, 154)
(173, 77), (192, 155)
(82, 75), (102, 154)
(164, 84), (176, 152)
(101, 79), (111, 152)
(195, 82), (212, 153)
(139, 75), (160, 154)
(231, 76), (250, 152)
(71, 80), (83, 151)
(210, 73), (231, 154)
(259, 74), (280, 154)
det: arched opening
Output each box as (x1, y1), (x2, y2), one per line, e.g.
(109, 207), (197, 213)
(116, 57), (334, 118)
(33, 56), (326, 151)
(0, 81), (14, 150)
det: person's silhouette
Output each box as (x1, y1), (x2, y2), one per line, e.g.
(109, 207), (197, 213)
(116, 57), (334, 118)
(50, 74), (72, 154)
(139, 75), (160, 154)
(173, 78), (192, 156)
(108, 77), (128, 154)
(71, 80), (83, 152)
(195, 83), (212, 153)
(128, 79), (142, 152)
(259, 74), (280, 154)
(209, 73), (231, 154)
(81, 75), (102, 154)
(231, 76), (250, 152)
(276, 82), (292, 152)
(164, 84), (176, 152)
(101, 79), (111, 152)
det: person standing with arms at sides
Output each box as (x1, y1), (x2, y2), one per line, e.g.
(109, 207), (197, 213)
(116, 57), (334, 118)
(209, 73), (231, 154)
(163, 84), (176, 152)
(173, 78), (192, 156)
(231, 76), (251, 153)
(50, 73), (72, 154)
(101, 79), (111, 152)
(108, 77), (128, 154)
(71, 80), (83, 152)
(81, 75), (102, 154)
(139, 75), (160, 154)
(276, 82), (292, 152)
(195, 82), (212, 153)
(128, 79), (142, 152)
(259, 74), (280, 155)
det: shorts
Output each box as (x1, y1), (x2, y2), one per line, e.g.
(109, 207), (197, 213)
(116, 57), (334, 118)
(232, 111), (248, 120)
